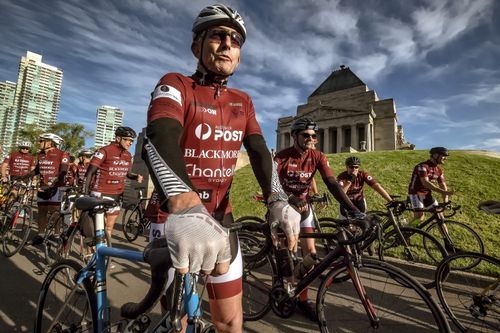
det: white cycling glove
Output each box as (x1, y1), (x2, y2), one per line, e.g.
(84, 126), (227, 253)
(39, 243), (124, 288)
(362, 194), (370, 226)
(267, 200), (301, 252)
(165, 204), (231, 274)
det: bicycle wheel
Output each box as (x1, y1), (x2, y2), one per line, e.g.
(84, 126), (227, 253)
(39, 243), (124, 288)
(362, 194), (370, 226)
(435, 252), (499, 333)
(64, 227), (112, 269)
(317, 258), (450, 332)
(381, 227), (447, 288)
(34, 259), (97, 333)
(317, 218), (340, 258)
(2, 204), (33, 257)
(122, 204), (142, 242)
(44, 214), (65, 266)
(240, 232), (276, 321)
(425, 220), (484, 269)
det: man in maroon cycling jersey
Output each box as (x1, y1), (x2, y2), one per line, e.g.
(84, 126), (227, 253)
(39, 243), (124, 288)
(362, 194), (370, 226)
(1, 141), (36, 182)
(145, 190), (168, 241)
(30, 133), (70, 245)
(274, 117), (361, 321)
(83, 127), (143, 238)
(64, 156), (79, 187)
(76, 148), (93, 188)
(408, 147), (454, 227)
(337, 156), (393, 218)
(142, 5), (300, 332)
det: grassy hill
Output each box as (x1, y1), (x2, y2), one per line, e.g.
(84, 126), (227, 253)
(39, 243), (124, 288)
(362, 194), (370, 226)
(230, 150), (500, 256)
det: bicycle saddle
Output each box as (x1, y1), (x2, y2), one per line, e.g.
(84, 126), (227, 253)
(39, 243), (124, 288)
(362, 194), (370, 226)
(75, 196), (117, 211)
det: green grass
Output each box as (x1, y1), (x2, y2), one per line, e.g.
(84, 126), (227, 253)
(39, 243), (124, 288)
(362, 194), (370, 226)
(230, 150), (500, 258)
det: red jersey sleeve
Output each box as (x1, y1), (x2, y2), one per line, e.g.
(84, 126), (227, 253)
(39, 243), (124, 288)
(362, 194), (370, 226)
(317, 153), (334, 179)
(416, 163), (429, 179)
(90, 148), (107, 168)
(362, 171), (377, 187)
(244, 98), (263, 137)
(147, 73), (186, 125)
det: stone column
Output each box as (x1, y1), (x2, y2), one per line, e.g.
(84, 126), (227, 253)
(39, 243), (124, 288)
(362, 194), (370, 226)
(322, 127), (330, 153)
(365, 124), (371, 151)
(336, 126), (342, 153)
(351, 125), (357, 150)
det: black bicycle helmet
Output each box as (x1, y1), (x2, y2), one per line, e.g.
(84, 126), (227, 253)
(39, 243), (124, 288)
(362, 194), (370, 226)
(192, 4), (246, 42)
(291, 117), (319, 133)
(115, 126), (137, 138)
(345, 156), (361, 166)
(429, 147), (449, 156)
(78, 148), (94, 157)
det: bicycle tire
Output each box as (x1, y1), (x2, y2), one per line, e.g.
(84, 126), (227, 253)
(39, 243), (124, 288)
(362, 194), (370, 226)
(425, 220), (484, 270)
(316, 218), (340, 258)
(34, 259), (97, 333)
(380, 226), (447, 288)
(64, 227), (112, 269)
(2, 204), (33, 257)
(435, 252), (500, 333)
(317, 258), (450, 332)
(236, 216), (269, 264)
(240, 232), (275, 321)
(122, 204), (142, 242)
(235, 215), (266, 224)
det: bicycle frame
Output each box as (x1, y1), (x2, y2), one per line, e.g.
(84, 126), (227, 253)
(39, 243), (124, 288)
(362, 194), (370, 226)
(72, 206), (206, 333)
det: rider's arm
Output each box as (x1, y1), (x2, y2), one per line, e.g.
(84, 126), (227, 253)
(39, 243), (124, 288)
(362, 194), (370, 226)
(1, 161), (8, 180)
(371, 183), (393, 202)
(438, 181), (449, 203)
(142, 117), (201, 213)
(419, 176), (451, 198)
(337, 176), (351, 194)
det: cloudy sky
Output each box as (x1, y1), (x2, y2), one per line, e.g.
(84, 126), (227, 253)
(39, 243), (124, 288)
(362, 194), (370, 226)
(1, 0), (499, 152)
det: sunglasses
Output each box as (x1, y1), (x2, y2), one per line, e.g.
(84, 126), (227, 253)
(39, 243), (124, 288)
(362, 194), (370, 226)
(122, 138), (134, 143)
(300, 133), (317, 139)
(206, 29), (244, 48)
(348, 165), (360, 169)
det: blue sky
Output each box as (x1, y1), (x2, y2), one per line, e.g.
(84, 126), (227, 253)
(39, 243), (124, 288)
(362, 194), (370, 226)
(1, 0), (499, 152)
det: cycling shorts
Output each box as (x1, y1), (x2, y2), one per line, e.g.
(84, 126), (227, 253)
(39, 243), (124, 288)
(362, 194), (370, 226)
(300, 204), (315, 229)
(408, 193), (438, 210)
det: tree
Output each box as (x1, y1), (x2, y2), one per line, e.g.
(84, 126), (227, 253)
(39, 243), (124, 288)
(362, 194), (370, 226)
(17, 122), (94, 156)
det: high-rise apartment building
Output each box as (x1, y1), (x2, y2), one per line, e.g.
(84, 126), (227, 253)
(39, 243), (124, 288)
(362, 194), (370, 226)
(0, 81), (17, 154)
(95, 105), (123, 148)
(1, 51), (63, 154)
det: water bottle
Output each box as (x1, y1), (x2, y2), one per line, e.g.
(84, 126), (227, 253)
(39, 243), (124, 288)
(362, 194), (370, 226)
(294, 252), (319, 279)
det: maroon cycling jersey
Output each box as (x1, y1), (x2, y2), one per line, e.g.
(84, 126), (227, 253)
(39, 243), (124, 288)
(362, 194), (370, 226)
(337, 170), (377, 201)
(65, 163), (78, 186)
(2, 151), (35, 177)
(89, 142), (132, 195)
(144, 190), (168, 224)
(77, 162), (89, 186)
(274, 147), (334, 199)
(147, 72), (263, 215)
(37, 148), (69, 187)
(408, 159), (444, 195)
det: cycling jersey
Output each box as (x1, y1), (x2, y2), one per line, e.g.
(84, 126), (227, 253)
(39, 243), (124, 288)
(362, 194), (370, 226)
(64, 163), (78, 186)
(145, 190), (168, 224)
(2, 151), (35, 177)
(337, 170), (377, 201)
(147, 72), (263, 217)
(89, 142), (132, 195)
(37, 148), (69, 187)
(77, 162), (89, 186)
(408, 159), (444, 195)
(274, 146), (334, 199)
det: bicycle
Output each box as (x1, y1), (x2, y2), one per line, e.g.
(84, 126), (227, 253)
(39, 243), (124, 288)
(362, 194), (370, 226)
(35, 196), (217, 333)
(0, 179), (36, 257)
(239, 214), (451, 332)
(121, 189), (150, 242)
(434, 200), (500, 333)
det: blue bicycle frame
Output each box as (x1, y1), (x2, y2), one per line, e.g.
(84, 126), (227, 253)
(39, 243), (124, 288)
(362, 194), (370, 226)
(75, 206), (204, 333)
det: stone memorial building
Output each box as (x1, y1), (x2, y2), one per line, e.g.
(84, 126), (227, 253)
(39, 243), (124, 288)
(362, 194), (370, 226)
(276, 65), (411, 153)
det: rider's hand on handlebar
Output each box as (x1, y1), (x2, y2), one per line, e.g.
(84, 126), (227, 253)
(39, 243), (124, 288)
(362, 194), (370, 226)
(288, 194), (308, 213)
(267, 200), (301, 252)
(165, 204), (231, 276)
(386, 200), (398, 209)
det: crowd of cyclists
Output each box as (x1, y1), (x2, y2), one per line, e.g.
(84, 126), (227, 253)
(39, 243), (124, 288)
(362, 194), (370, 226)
(1, 3), (497, 333)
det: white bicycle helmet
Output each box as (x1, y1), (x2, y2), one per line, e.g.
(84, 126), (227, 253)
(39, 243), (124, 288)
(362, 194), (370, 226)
(19, 141), (32, 148)
(39, 133), (63, 146)
(192, 4), (246, 42)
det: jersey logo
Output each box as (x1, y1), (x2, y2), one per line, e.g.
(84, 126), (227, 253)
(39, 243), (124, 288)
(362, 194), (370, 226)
(94, 151), (104, 160)
(195, 123), (212, 140)
(152, 84), (182, 106)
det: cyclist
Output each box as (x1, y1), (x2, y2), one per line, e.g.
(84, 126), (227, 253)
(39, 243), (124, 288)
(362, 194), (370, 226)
(1, 141), (36, 183)
(30, 133), (70, 245)
(337, 156), (393, 218)
(408, 147), (454, 228)
(83, 126), (143, 238)
(76, 148), (93, 188)
(64, 155), (79, 187)
(142, 4), (300, 332)
(274, 117), (361, 321)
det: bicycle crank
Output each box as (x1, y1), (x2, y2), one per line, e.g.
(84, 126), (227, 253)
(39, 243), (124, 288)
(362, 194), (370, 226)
(270, 286), (296, 318)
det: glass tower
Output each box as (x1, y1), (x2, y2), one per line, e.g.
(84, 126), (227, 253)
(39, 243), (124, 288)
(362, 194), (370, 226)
(95, 105), (123, 148)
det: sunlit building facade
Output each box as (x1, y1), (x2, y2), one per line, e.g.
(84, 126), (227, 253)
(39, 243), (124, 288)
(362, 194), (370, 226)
(94, 105), (123, 148)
